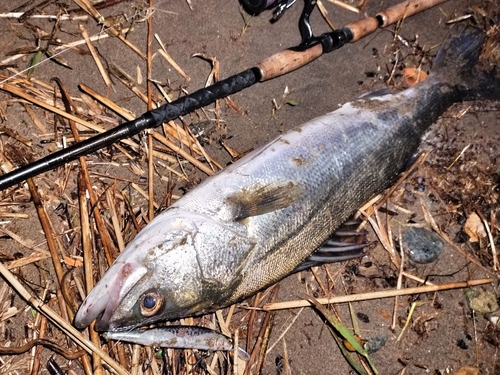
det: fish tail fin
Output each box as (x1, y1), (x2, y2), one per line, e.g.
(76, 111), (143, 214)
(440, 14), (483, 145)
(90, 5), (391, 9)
(431, 27), (500, 101)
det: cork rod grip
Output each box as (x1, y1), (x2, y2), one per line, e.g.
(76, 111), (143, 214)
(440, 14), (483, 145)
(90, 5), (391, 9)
(256, 43), (323, 81)
(346, 0), (449, 42)
(377, 0), (448, 26)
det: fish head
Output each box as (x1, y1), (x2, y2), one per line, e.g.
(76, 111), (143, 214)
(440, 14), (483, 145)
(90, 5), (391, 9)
(74, 209), (252, 332)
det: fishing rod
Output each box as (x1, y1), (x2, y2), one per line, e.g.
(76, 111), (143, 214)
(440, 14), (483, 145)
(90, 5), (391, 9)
(0, 0), (447, 191)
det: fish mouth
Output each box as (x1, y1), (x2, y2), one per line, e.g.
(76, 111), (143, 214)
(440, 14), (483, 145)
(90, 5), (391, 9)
(74, 261), (146, 331)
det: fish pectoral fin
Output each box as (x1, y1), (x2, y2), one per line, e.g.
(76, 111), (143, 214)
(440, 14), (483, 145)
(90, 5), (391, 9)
(226, 181), (304, 220)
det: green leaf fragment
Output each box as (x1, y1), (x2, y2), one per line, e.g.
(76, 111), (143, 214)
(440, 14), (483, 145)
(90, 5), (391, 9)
(27, 51), (43, 80)
(308, 296), (378, 375)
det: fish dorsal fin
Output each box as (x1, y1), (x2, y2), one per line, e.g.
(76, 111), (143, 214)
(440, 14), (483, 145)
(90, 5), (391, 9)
(226, 181), (304, 220)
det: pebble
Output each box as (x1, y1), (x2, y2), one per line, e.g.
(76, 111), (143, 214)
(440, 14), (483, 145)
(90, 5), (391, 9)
(364, 333), (388, 354)
(403, 227), (444, 263)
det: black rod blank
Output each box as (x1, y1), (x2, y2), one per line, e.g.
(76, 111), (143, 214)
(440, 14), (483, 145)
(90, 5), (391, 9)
(0, 68), (260, 190)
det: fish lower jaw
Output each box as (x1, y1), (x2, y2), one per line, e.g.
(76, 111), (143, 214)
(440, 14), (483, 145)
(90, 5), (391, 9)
(94, 318), (111, 332)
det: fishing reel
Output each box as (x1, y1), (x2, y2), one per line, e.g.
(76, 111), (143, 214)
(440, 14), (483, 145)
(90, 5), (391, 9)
(240, 0), (330, 52)
(241, 0), (298, 21)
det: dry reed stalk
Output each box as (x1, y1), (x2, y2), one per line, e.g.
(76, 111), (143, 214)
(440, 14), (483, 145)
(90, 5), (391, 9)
(480, 211), (498, 271)
(266, 308), (304, 354)
(0, 261), (130, 375)
(106, 188), (125, 251)
(490, 210), (498, 269)
(326, 0), (361, 13)
(193, 53), (222, 128)
(151, 131), (214, 175)
(145, 347), (161, 374)
(2, 71), (65, 100)
(0, 12), (89, 21)
(360, 208), (400, 267)
(109, 63), (150, 102)
(317, 0), (336, 30)
(5, 253), (51, 269)
(53, 29), (126, 52)
(420, 200), (493, 275)
(50, 79), (119, 373)
(155, 34), (190, 80)
(78, 172), (104, 375)
(0, 227), (36, 249)
(402, 272), (434, 285)
(264, 278), (493, 310)
(244, 286), (279, 375)
(32, 181), (80, 375)
(220, 139), (241, 159)
(157, 49), (191, 81)
(54, 77), (117, 265)
(255, 287), (278, 375)
(391, 228), (405, 331)
(131, 183), (159, 209)
(2, 70), (50, 100)
(0, 126), (32, 147)
(121, 190), (142, 232)
(310, 266), (328, 295)
(181, 119), (221, 171)
(79, 83), (217, 171)
(0, 212), (29, 219)
(73, 0), (147, 60)
(30, 300), (48, 375)
(79, 84), (136, 120)
(26, 178), (65, 285)
(147, 3), (155, 223)
(233, 329), (240, 375)
(0, 82), (143, 157)
(224, 302), (236, 329)
(282, 339), (291, 375)
(245, 293), (260, 352)
(80, 25), (112, 88)
(159, 165), (187, 184)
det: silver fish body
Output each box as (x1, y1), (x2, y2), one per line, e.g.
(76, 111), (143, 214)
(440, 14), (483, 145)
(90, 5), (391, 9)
(74, 28), (500, 333)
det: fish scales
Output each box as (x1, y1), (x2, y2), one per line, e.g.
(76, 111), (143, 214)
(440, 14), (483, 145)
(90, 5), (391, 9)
(75, 28), (500, 333)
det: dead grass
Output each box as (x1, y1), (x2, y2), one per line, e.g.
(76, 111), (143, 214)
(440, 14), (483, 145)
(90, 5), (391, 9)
(0, 1), (498, 375)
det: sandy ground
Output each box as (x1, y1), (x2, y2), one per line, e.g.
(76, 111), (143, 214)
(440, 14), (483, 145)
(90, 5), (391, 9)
(0, 0), (499, 374)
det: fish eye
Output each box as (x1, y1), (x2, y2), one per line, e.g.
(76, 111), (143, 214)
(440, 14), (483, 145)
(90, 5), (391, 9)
(140, 291), (163, 316)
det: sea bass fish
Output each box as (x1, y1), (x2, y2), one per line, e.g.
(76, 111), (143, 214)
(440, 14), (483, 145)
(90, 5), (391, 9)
(74, 28), (499, 333)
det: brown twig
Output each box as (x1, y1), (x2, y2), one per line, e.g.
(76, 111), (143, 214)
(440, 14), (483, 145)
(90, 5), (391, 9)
(52, 77), (117, 265)
(147, 0), (154, 222)
(31, 293), (49, 375)
(264, 279), (493, 310)
(0, 261), (129, 375)
(420, 200), (493, 276)
(73, 0), (147, 60)
(78, 171), (104, 375)
(0, 82), (143, 158)
(244, 285), (279, 375)
(80, 25), (112, 88)
(26, 178), (65, 285)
